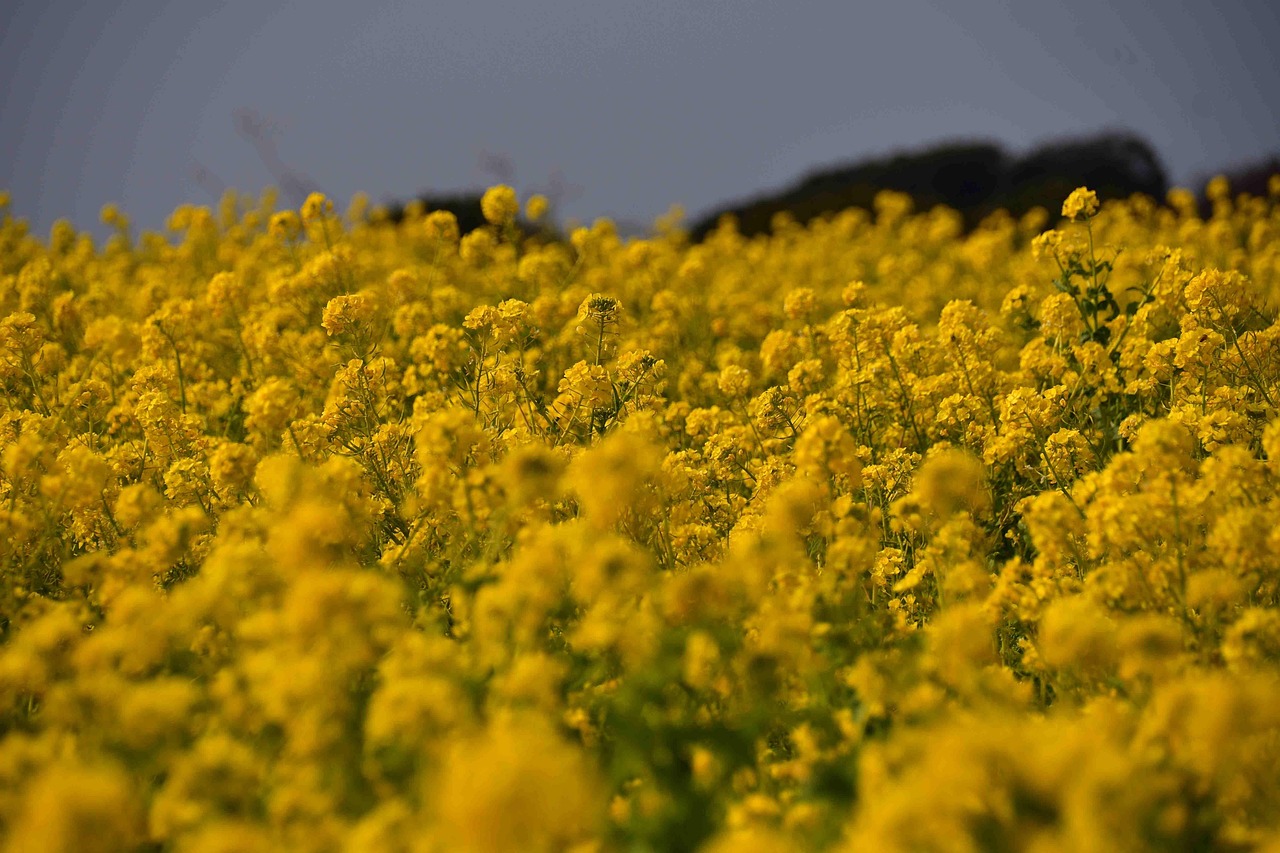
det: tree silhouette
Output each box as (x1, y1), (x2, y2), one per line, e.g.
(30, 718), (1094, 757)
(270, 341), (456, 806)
(689, 130), (1171, 240)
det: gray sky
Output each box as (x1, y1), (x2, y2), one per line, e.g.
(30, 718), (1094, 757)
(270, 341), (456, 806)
(2, 1), (1278, 237)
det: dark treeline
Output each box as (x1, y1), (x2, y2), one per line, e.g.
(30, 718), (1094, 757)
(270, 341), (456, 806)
(379, 132), (1277, 243)
(688, 131), (1170, 240)
(379, 192), (490, 233)
(1197, 155), (1280, 215)
(378, 191), (558, 243)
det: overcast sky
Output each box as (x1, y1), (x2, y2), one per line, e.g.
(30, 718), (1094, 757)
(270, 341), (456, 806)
(2, 1), (1278, 237)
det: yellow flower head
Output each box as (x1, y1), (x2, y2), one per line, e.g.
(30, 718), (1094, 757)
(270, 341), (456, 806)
(525, 193), (550, 222)
(268, 210), (301, 241)
(321, 292), (376, 338)
(300, 191), (334, 223)
(100, 202), (127, 229)
(424, 208), (460, 242)
(480, 184), (520, 226)
(1061, 186), (1099, 220)
(430, 710), (604, 852)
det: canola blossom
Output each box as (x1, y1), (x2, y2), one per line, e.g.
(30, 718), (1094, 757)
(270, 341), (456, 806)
(2, 178), (1280, 850)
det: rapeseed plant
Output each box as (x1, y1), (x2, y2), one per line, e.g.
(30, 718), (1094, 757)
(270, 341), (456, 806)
(0, 178), (1279, 850)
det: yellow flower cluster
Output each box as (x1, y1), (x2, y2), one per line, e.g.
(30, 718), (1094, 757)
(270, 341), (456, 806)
(2, 176), (1280, 851)
(1060, 186), (1099, 220)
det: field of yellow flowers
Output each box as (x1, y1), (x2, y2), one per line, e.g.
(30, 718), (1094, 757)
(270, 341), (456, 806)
(1, 176), (1279, 851)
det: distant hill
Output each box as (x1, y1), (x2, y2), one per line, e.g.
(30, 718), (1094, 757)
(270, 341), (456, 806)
(1193, 154), (1280, 214)
(377, 135), (1277, 244)
(376, 191), (559, 243)
(378, 191), (490, 233)
(688, 131), (1170, 239)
